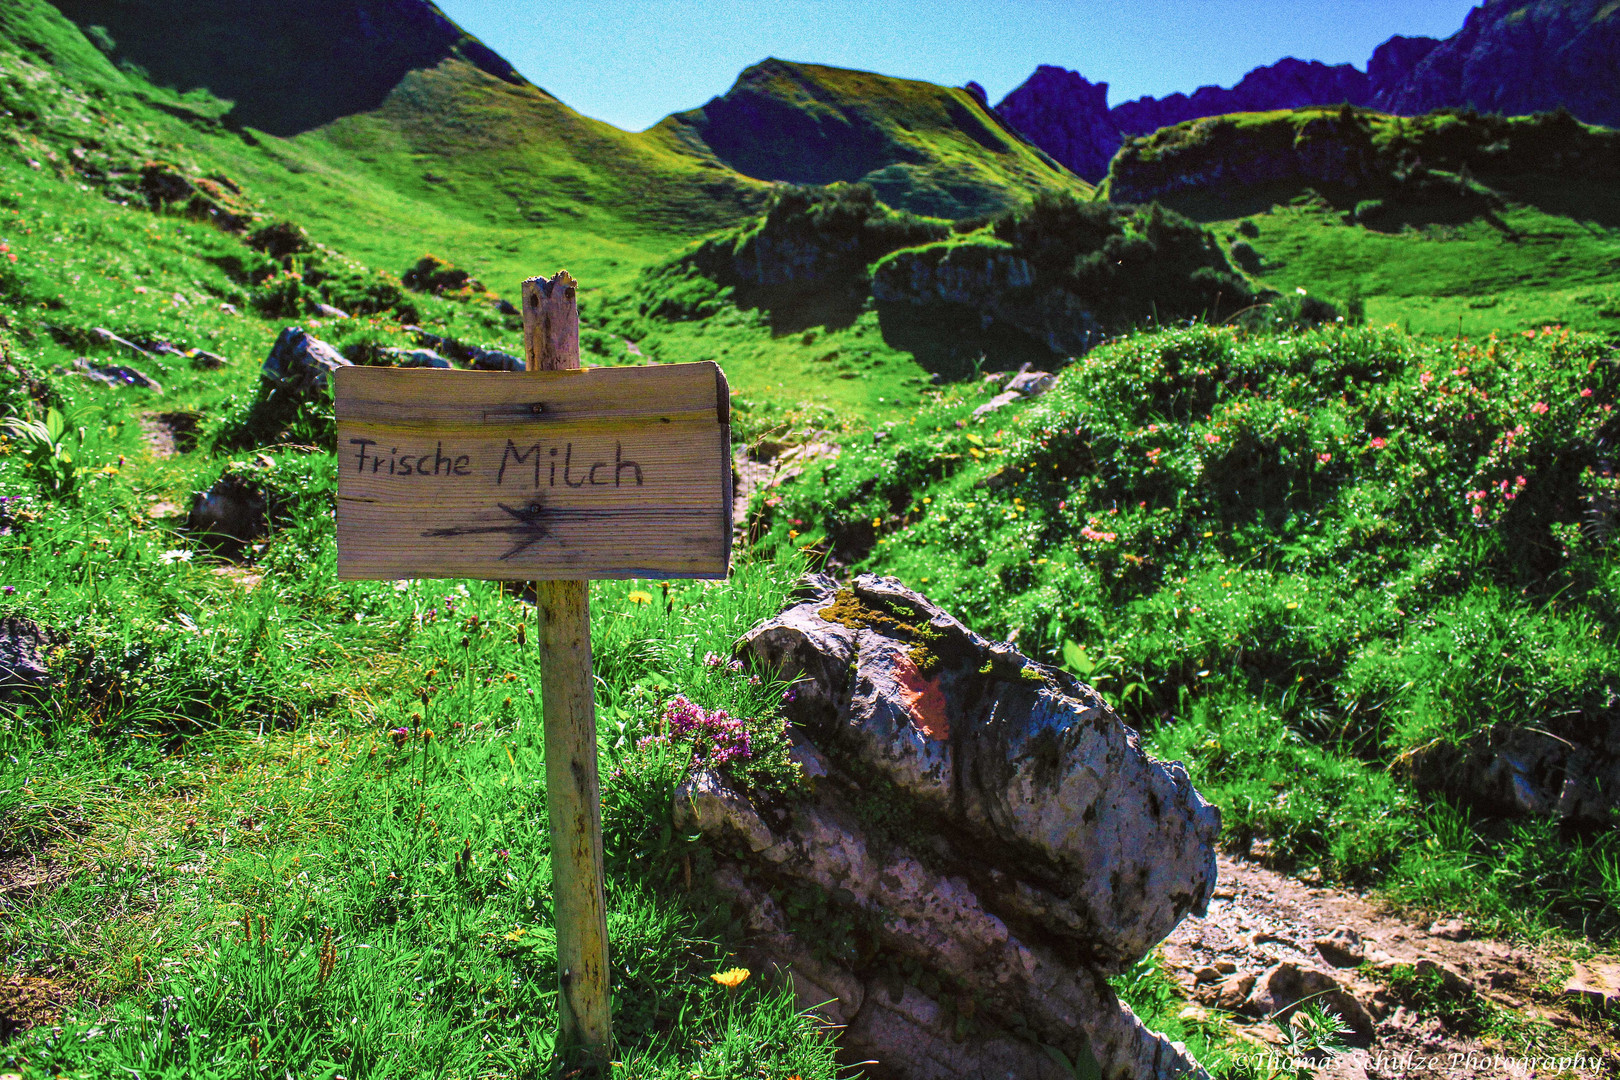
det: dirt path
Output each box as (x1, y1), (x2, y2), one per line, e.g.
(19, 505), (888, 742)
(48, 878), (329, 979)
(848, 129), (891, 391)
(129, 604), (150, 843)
(136, 411), (199, 459)
(1163, 854), (1618, 1077)
(0, 849), (81, 1039)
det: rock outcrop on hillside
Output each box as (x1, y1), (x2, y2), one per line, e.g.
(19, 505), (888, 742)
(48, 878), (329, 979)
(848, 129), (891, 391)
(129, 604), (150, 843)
(995, 66), (1122, 182)
(1107, 109), (1383, 205)
(1105, 103), (1620, 205)
(1373, 0), (1620, 128)
(678, 574), (1220, 1080)
(870, 241), (1107, 356)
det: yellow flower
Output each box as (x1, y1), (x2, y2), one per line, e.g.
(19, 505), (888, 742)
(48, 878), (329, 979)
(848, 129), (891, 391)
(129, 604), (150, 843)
(503, 927), (527, 941)
(627, 590), (654, 605)
(710, 967), (750, 988)
(787, 529), (800, 539)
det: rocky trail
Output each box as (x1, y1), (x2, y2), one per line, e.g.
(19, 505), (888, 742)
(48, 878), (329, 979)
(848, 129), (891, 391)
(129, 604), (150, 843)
(1165, 854), (1619, 1077)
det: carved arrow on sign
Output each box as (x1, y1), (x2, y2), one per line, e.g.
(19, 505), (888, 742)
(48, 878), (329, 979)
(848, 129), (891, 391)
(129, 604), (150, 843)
(422, 501), (551, 560)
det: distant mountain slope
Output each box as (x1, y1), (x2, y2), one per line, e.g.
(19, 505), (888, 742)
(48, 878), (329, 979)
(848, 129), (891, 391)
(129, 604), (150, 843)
(659, 58), (1091, 218)
(50, 0), (524, 136)
(1374, 0), (1620, 127)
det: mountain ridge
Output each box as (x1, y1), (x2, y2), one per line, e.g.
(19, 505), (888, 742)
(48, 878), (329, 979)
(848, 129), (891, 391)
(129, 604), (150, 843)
(995, 0), (1620, 184)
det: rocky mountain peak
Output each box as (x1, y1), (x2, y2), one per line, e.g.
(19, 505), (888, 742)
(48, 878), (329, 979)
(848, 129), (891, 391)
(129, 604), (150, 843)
(1372, 0), (1620, 127)
(1366, 34), (1442, 94)
(994, 66), (1121, 182)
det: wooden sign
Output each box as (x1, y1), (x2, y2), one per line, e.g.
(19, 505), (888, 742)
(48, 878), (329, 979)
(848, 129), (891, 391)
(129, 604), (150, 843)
(332, 271), (701, 1065)
(334, 361), (732, 580)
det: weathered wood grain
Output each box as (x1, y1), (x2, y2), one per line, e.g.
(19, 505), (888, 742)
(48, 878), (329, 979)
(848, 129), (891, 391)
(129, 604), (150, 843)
(527, 270), (612, 1066)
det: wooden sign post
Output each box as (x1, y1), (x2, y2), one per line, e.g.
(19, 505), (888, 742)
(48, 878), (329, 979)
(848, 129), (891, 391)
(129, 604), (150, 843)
(335, 270), (731, 1065)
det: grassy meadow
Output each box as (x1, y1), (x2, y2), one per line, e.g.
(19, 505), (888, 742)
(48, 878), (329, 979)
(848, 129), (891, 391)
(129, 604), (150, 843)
(1, 2), (1619, 1077)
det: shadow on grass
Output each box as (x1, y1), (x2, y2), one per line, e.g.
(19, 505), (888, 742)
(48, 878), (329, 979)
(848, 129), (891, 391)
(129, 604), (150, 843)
(874, 299), (1057, 381)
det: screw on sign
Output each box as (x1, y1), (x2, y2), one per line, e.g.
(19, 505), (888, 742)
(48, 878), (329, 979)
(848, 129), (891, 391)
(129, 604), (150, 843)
(335, 270), (732, 1065)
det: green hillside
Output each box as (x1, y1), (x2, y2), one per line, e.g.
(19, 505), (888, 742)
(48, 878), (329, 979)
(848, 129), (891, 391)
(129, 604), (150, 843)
(660, 58), (1090, 218)
(48, 0), (525, 136)
(1105, 106), (1620, 339)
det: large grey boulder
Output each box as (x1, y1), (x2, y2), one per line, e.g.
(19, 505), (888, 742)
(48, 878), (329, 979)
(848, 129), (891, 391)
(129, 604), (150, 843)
(260, 327), (350, 395)
(678, 574), (1220, 1080)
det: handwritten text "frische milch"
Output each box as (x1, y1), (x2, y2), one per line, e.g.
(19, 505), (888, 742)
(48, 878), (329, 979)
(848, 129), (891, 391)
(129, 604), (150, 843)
(348, 439), (646, 489)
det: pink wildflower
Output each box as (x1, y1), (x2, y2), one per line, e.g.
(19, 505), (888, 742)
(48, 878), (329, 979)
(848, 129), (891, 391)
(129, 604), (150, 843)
(1581, 388), (1594, 398)
(1369, 437), (1387, 450)
(1531, 402), (1549, 415)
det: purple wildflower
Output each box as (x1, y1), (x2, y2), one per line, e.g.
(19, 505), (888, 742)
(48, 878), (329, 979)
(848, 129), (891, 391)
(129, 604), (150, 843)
(661, 694), (754, 766)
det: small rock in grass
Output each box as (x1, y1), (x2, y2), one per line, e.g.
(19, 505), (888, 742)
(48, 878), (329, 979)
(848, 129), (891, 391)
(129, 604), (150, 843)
(1428, 918), (1469, 941)
(1005, 370), (1056, 397)
(0, 616), (54, 699)
(261, 326), (350, 394)
(1246, 961), (1375, 1041)
(314, 302), (350, 319)
(467, 347), (523, 371)
(378, 347), (452, 369)
(73, 358), (162, 393)
(188, 349), (230, 370)
(1562, 961), (1620, 1015)
(188, 473), (269, 549)
(1315, 927), (1365, 968)
(1414, 958), (1472, 998)
(1216, 973), (1256, 1009)
(970, 390), (1021, 420)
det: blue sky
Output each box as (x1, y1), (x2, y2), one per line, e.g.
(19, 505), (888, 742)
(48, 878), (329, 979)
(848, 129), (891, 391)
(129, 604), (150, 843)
(434, 0), (1479, 132)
